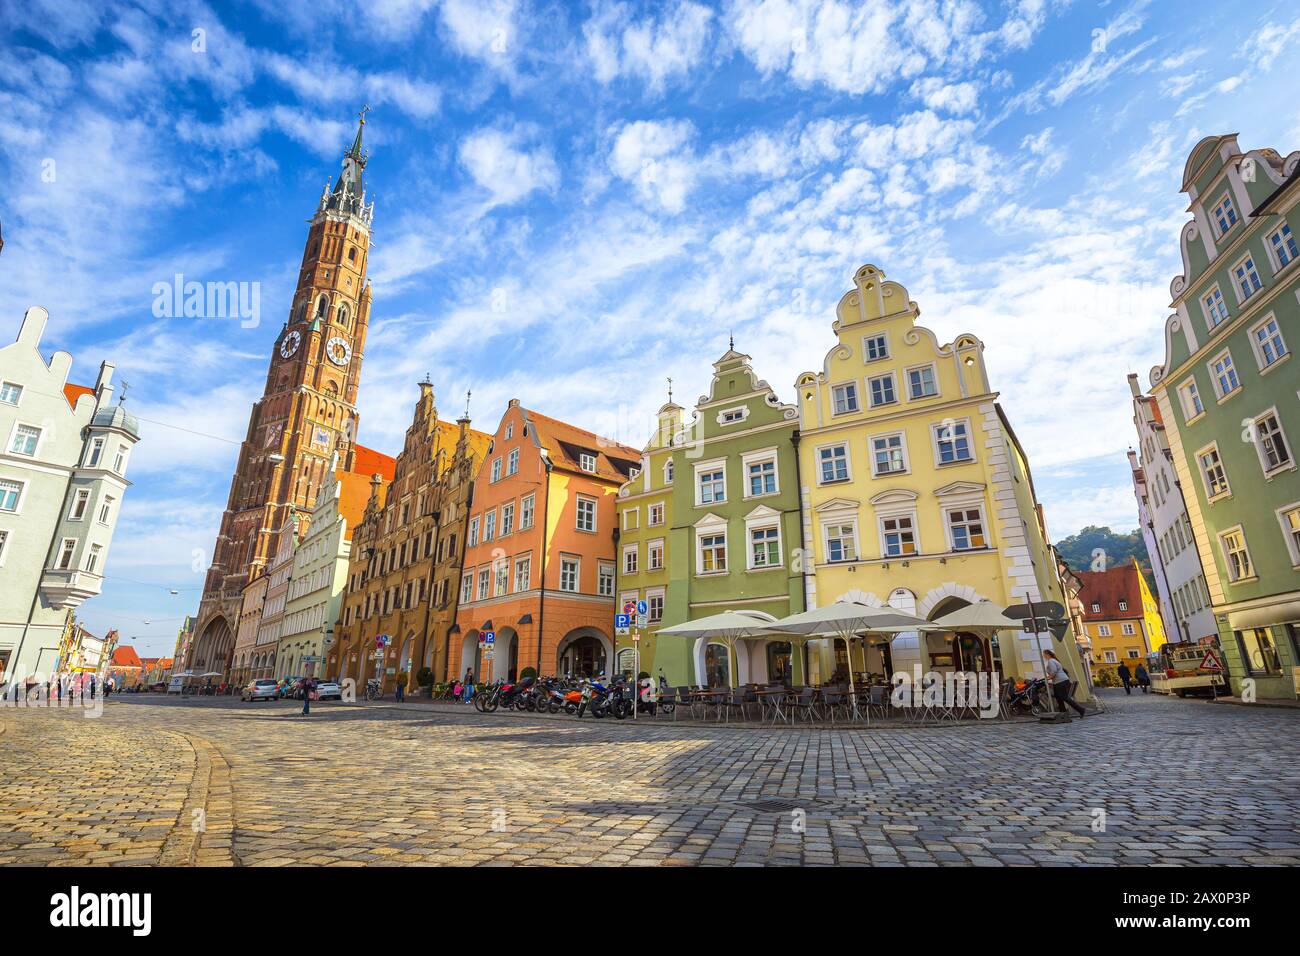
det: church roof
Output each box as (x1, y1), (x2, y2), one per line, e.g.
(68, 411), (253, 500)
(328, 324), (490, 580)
(111, 645), (142, 668)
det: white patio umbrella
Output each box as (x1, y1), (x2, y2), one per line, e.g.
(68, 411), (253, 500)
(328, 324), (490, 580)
(929, 600), (1021, 632)
(654, 611), (778, 688)
(764, 603), (928, 719)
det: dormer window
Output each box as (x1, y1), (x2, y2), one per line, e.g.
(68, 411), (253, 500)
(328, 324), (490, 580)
(1091, 602), (1100, 613)
(863, 334), (889, 362)
(579, 453), (596, 472)
(720, 408), (745, 424)
(1210, 194), (1238, 237)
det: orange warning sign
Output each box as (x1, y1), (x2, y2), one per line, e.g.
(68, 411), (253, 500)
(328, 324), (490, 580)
(1200, 649), (1224, 672)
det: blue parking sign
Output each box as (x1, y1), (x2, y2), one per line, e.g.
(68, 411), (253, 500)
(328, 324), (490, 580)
(614, 614), (631, 629)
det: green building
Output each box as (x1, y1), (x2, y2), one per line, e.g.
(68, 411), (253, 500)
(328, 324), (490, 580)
(1149, 134), (1300, 700)
(614, 347), (806, 686)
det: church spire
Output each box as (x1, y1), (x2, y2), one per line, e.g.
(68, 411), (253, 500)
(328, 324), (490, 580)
(321, 106), (373, 224)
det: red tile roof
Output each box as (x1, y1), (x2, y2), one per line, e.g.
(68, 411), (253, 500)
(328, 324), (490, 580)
(111, 645), (142, 668)
(523, 408), (641, 482)
(335, 469), (379, 541)
(63, 383), (94, 409)
(1077, 563), (1143, 621)
(352, 444), (396, 481)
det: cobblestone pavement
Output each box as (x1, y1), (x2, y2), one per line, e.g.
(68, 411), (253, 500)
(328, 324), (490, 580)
(1, 689), (1297, 866)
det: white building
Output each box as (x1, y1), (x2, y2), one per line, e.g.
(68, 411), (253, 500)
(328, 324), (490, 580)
(0, 307), (140, 686)
(276, 454), (368, 677)
(1128, 373), (1217, 645)
(255, 518), (296, 676)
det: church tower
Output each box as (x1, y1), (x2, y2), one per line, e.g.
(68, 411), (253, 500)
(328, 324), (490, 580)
(188, 110), (377, 675)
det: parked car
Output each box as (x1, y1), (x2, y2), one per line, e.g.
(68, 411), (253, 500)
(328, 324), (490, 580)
(241, 679), (280, 702)
(314, 680), (342, 701)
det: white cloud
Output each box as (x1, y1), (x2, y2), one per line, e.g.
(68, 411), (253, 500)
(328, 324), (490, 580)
(262, 53), (442, 119)
(459, 125), (560, 208)
(583, 0), (714, 92)
(909, 77), (980, 114)
(608, 120), (699, 212)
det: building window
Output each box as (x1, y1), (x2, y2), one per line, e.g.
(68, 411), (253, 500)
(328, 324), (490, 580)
(648, 502), (665, 526)
(0, 382), (22, 404)
(85, 543), (103, 574)
(871, 433), (907, 476)
(1118, 600), (1128, 612)
(1267, 223), (1297, 270)
(86, 437), (104, 467)
(698, 532), (727, 574)
(507, 448), (519, 475)
(69, 488), (90, 520)
(1219, 527), (1253, 581)
(664, 459), (674, 483)
(520, 494), (535, 529)
(818, 444), (849, 483)
(1208, 350), (1240, 398)
(1250, 315), (1288, 369)
(1090, 602), (1100, 613)
(514, 554), (531, 592)
(880, 515), (917, 557)
(1238, 627), (1280, 675)
(56, 538), (77, 570)
(1121, 622), (1135, 636)
(831, 382), (859, 415)
(10, 424), (40, 457)
(476, 568), (491, 600)
(824, 522), (858, 563)
(579, 453), (596, 472)
(491, 458), (502, 482)
(720, 408), (745, 424)
(1103, 649), (1117, 663)
(934, 420), (972, 464)
(750, 525), (781, 568)
(1179, 378), (1204, 420)
(598, 562), (614, 596)
(867, 372), (897, 407)
(623, 508), (638, 531)
(468, 516), (480, 547)
(1254, 412), (1292, 474)
(623, 545), (638, 574)
(0, 528), (11, 562)
(484, 510), (496, 541)
(1098, 624), (1111, 637)
(746, 457), (777, 497)
(947, 508), (986, 550)
(560, 557), (580, 592)
(648, 591), (664, 623)
(505, 423), (514, 440)
(1198, 445), (1230, 498)
(501, 502), (515, 536)
(494, 560), (509, 596)
(576, 495), (596, 532)
(1210, 194), (1238, 236)
(1231, 254), (1263, 301)
(698, 467), (725, 504)
(863, 334), (888, 361)
(1278, 505), (1300, 565)
(1201, 285), (1229, 329)
(97, 495), (114, 524)
(648, 539), (664, 571)
(907, 365), (938, 400)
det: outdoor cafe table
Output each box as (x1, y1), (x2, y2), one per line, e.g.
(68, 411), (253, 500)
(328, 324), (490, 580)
(754, 687), (793, 724)
(689, 688), (729, 719)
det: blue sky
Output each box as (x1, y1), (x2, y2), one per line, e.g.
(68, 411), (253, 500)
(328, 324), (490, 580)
(2, 0), (1298, 657)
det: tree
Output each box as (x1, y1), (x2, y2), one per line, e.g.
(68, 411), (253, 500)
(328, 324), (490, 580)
(1054, 525), (1156, 590)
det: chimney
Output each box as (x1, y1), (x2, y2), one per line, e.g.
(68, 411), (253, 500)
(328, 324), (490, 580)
(94, 361), (116, 410)
(1126, 372), (1141, 399)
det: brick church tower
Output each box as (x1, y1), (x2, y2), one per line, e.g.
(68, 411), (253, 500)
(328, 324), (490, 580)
(189, 110), (379, 675)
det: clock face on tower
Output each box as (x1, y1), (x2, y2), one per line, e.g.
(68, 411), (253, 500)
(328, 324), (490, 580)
(280, 330), (301, 358)
(326, 336), (352, 366)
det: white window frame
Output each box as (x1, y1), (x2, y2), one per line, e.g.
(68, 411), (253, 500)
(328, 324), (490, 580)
(746, 521), (782, 571)
(943, 503), (988, 552)
(878, 512), (919, 559)
(741, 447), (779, 499)
(8, 422), (41, 458)
(468, 516), (480, 547)
(576, 494), (597, 533)
(717, 406), (749, 426)
(1178, 377), (1205, 422)
(647, 537), (664, 571)
(0, 478), (23, 514)
(866, 371), (898, 408)
(55, 537), (77, 571)
(579, 453), (597, 473)
(822, 517), (859, 564)
(597, 561), (614, 597)
(85, 437), (105, 468)
(1200, 284), (1230, 330)
(85, 543), (103, 575)
(1276, 501), (1300, 568)
(905, 363), (939, 400)
(1248, 313), (1289, 371)
(862, 333), (889, 363)
(96, 495), (114, 525)
(476, 567), (491, 600)
(0, 528), (9, 566)
(501, 501), (515, 536)
(1230, 253), (1263, 303)
(869, 431), (909, 477)
(0, 381), (22, 405)
(1207, 349), (1240, 400)
(648, 501), (665, 527)
(483, 509), (496, 541)
(696, 528), (728, 576)
(816, 442), (851, 485)
(1196, 442), (1231, 501)
(694, 459), (727, 506)
(507, 448), (519, 475)
(1210, 192), (1238, 238)
(932, 418), (974, 466)
(647, 588), (665, 623)
(490, 457), (502, 482)
(1265, 222), (1298, 272)
(623, 543), (639, 575)
(1252, 408), (1293, 477)
(505, 422), (514, 440)
(520, 494), (535, 529)
(560, 555), (580, 592)
(1121, 622), (1135, 636)
(830, 381), (860, 416)
(1218, 525), (1254, 582)
(622, 507), (639, 531)
(1098, 624), (1111, 637)
(514, 554), (531, 592)
(69, 488), (91, 521)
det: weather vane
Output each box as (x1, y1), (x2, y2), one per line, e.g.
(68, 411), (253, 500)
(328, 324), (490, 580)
(118, 378), (131, 403)
(464, 389), (472, 418)
(667, 376), (673, 403)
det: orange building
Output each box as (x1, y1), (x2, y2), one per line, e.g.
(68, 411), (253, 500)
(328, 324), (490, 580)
(450, 400), (641, 682)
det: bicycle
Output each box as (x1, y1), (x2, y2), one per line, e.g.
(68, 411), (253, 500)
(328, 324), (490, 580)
(365, 678), (382, 701)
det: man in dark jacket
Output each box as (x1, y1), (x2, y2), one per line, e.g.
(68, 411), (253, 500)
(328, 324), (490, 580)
(1134, 664), (1151, 693)
(1116, 662), (1132, 694)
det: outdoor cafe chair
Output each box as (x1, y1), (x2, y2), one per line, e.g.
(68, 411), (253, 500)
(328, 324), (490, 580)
(820, 690), (849, 726)
(722, 689), (751, 724)
(867, 684), (891, 720)
(787, 686), (820, 724)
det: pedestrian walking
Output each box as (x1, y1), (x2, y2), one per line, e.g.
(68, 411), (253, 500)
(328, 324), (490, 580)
(301, 676), (316, 716)
(1134, 663), (1151, 694)
(394, 680), (405, 703)
(1044, 649), (1086, 718)
(1116, 661), (1132, 695)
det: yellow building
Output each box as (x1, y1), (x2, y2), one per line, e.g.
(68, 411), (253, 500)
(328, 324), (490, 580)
(793, 265), (1089, 689)
(1078, 558), (1167, 678)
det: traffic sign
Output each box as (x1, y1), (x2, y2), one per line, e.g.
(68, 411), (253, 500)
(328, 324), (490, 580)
(1200, 649), (1224, 672)
(622, 600), (637, 616)
(1004, 601), (1065, 621)
(483, 631), (495, 644)
(636, 600), (648, 615)
(1021, 619), (1045, 634)
(636, 613), (647, 628)
(615, 613), (630, 637)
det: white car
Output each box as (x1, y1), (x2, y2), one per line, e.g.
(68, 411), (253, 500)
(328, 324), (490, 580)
(241, 678), (279, 702)
(315, 680), (342, 701)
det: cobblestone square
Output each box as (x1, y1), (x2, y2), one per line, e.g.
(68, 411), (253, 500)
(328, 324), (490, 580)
(1, 689), (1297, 867)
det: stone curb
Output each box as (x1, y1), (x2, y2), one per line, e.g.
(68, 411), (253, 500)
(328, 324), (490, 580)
(160, 731), (236, 867)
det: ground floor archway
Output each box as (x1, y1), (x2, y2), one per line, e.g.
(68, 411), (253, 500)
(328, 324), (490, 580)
(557, 628), (611, 679)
